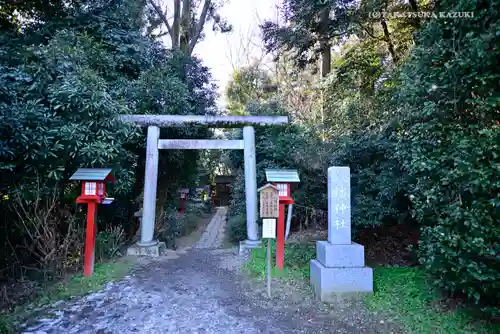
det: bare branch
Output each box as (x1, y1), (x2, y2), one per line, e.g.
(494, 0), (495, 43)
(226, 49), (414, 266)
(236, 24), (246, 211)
(356, 22), (380, 39)
(155, 31), (170, 38)
(148, 0), (173, 40)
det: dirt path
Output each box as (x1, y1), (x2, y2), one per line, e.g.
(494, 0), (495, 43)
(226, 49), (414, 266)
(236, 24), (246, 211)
(19, 207), (399, 334)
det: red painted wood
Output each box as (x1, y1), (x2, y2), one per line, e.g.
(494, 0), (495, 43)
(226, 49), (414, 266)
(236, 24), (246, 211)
(84, 202), (97, 277)
(179, 198), (185, 213)
(276, 203), (285, 271)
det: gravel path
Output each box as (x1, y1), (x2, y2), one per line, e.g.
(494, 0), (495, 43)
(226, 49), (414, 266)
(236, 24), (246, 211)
(19, 207), (400, 334)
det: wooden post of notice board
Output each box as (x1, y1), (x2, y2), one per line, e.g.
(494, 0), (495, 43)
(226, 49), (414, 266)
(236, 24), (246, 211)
(258, 183), (279, 298)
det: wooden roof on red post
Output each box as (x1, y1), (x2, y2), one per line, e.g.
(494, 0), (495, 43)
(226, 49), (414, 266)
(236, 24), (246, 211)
(69, 168), (115, 182)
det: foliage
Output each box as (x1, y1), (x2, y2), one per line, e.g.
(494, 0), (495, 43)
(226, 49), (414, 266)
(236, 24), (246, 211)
(226, 99), (408, 242)
(145, 0), (232, 54)
(226, 214), (246, 244)
(202, 197), (214, 213)
(225, 65), (276, 115)
(95, 226), (126, 261)
(0, 316), (12, 334)
(7, 184), (84, 279)
(0, 0), (218, 288)
(230, 0), (500, 320)
(365, 268), (499, 334)
(157, 202), (184, 249)
(391, 0), (500, 315)
(261, 0), (355, 72)
(157, 200), (208, 249)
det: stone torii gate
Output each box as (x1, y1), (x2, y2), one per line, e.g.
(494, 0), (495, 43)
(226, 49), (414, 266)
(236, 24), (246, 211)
(122, 115), (289, 255)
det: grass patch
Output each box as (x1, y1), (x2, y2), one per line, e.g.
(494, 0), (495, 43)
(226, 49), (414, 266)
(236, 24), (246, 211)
(366, 267), (500, 334)
(2, 257), (132, 332)
(38, 258), (132, 303)
(245, 240), (315, 284)
(245, 241), (499, 334)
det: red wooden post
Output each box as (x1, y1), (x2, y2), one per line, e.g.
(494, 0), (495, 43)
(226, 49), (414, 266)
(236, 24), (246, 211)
(84, 202), (97, 276)
(276, 202), (286, 271)
(265, 169), (300, 272)
(70, 168), (115, 277)
(179, 198), (185, 213)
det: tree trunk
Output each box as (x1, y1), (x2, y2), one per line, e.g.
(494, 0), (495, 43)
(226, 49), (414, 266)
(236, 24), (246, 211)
(149, 0), (213, 56)
(320, 41), (331, 77)
(381, 19), (398, 63)
(172, 0), (181, 49)
(408, 0), (421, 29)
(319, 7), (331, 77)
(180, 0), (191, 54)
(188, 0), (211, 55)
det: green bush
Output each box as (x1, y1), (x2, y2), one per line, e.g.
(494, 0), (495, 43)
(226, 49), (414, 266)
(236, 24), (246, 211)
(391, 0), (500, 315)
(184, 213), (202, 235)
(226, 214), (246, 243)
(95, 226), (125, 261)
(410, 127), (500, 315)
(156, 202), (184, 249)
(226, 169), (247, 242)
(0, 316), (12, 334)
(157, 200), (209, 248)
(0, 0), (217, 281)
(230, 0), (500, 318)
(226, 102), (409, 235)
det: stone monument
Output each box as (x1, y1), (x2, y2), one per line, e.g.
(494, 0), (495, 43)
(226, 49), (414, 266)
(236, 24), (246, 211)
(310, 166), (373, 301)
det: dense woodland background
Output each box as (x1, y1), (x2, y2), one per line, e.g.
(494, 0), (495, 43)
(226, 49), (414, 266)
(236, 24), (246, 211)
(0, 0), (499, 322)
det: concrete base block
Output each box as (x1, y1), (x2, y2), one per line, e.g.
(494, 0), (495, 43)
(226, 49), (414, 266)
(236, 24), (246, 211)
(127, 241), (166, 257)
(239, 239), (261, 256)
(316, 241), (365, 267)
(310, 259), (373, 302)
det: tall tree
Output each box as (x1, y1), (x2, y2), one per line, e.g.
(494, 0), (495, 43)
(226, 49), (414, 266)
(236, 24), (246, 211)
(261, 0), (355, 77)
(225, 64), (275, 115)
(147, 0), (231, 55)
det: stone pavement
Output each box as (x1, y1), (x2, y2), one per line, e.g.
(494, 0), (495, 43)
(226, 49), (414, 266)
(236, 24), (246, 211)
(193, 206), (227, 249)
(18, 207), (399, 334)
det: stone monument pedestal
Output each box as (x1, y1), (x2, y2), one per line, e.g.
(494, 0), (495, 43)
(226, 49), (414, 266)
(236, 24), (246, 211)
(239, 239), (262, 256)
(127, 241), (166, 257)
(310, 241), (373, 301)
(310, 166), (373, 301)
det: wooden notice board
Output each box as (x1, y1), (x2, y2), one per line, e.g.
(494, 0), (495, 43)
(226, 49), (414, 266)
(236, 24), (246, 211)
(258, 183), (279, 218)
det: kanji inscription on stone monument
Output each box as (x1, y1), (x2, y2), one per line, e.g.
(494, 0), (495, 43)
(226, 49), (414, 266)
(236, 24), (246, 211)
(328, 167), (351, 244)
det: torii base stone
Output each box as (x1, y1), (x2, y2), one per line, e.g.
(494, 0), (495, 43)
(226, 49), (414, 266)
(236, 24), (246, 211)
(310, 167), (373, 301)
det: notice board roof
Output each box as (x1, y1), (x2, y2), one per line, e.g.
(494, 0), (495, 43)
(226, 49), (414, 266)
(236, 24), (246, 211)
(264, 169), (300, 183)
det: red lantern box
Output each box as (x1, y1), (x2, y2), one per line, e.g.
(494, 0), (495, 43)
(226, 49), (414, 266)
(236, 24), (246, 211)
(70, 168), (115, 276)
(178, 188), (190, 213)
